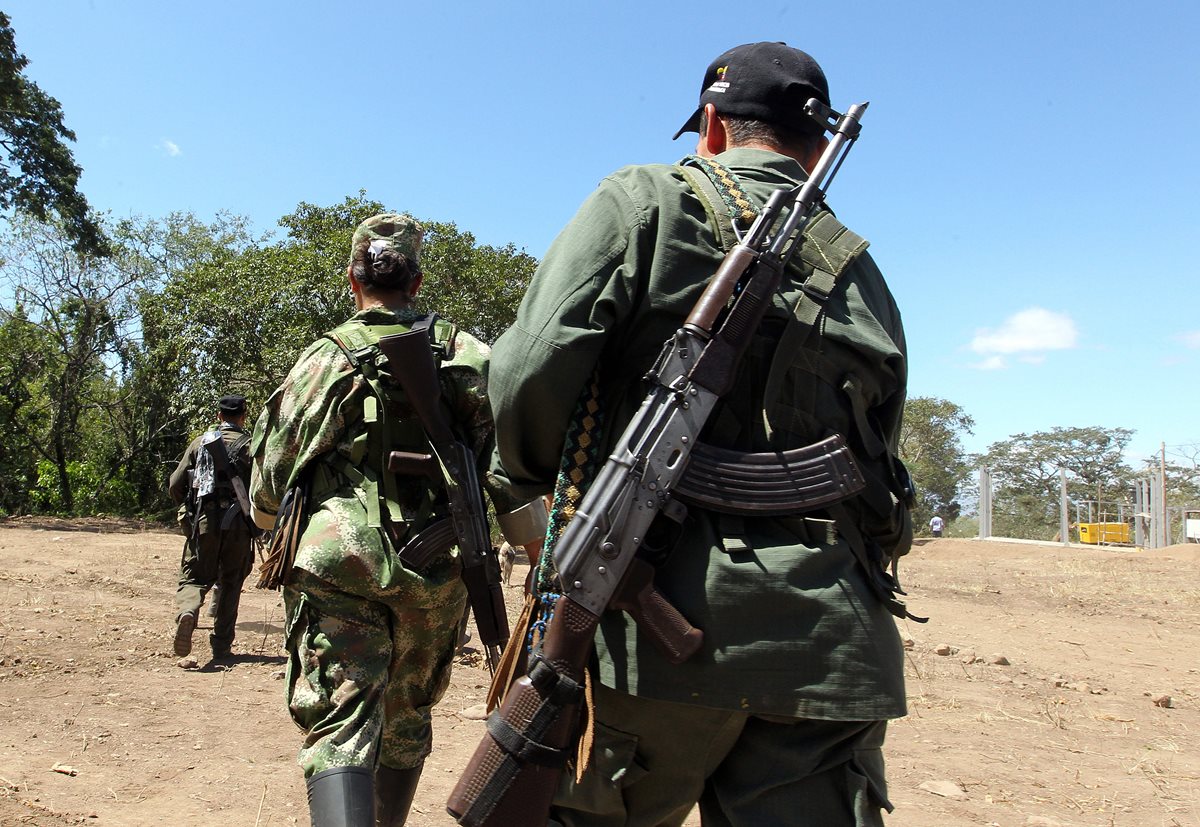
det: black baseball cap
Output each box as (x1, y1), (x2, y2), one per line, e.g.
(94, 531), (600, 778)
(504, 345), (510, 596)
(672, 42), (830, 140)
(218, 394), (246, 415)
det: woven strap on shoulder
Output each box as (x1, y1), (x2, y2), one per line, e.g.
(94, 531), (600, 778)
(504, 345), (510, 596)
(678, 155), (760, 252)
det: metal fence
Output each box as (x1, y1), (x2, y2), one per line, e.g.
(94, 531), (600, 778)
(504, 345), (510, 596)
(976, 467), (1195, 548)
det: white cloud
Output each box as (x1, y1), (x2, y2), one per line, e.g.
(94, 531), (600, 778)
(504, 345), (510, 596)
(969, 307), (1078, 356)
(159, 139), (182, 157)
(969, 355), (1007, 371)
(1175, 331), (1200, 349)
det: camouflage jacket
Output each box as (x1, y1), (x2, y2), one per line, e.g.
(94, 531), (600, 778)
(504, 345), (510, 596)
(250, 306), (510, 590)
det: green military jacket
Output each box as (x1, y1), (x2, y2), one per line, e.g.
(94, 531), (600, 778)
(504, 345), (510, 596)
(169, 423), (252, 504)
(490, 148), (908, 721)
(168, 422), (252, 534)
(251, 306), (514, 603)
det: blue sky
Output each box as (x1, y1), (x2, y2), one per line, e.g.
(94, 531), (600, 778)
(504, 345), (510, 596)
(5, 1), (1198, 466)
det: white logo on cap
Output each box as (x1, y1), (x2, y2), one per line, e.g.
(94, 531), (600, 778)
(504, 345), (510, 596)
(706, 81), (730, 94)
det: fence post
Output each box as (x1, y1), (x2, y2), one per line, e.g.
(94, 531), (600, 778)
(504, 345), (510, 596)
(978, 466), (992, 540)
(1134, 480), (1145, 547)
(1059, 469), (1070, 545)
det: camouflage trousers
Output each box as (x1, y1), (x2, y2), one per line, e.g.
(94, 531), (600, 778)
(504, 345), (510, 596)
(283, 561), (468, 777)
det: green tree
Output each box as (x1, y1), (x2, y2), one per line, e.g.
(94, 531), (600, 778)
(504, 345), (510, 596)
(898, 397), (975, 533)
(420, 221), (536, 343)
(0, 12), (107, 256)
(0, 303), (49, 513)
(981, 426), (1136, 540)
(0, 195), (537, 517)
(0, 213), (154, 513)
(153, 194), (537, 436)
(112, 211), (260, 514)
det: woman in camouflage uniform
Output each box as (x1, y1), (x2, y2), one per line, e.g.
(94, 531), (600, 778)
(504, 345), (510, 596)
(250, 214), (543, 827)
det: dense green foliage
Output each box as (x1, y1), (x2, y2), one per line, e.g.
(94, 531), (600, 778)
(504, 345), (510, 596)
(0, 12), (107, 256)
(898, 397), (975, 534)
(0, 195), (536, 517)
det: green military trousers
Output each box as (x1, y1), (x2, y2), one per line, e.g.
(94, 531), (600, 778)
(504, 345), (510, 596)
(550, 681), (892, 827)
(174, 505), (254, 651)
(283, 564), (467, 778)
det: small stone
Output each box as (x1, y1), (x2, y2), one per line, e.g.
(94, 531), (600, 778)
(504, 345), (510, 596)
(50, 763), (78, 776)
(989, 654), (1010, 666)
(901, 636), (915, 650)
(919, 779), (967, 800)
(176, 656), (200, 670)
(1152, 695), (1173, 708)
(934, 644), (957, 656)
(272, 669), (286, 680)
(959, 650), (977, 664)
(461, 704), (489, 721)
(1075, 682), (1091, 694)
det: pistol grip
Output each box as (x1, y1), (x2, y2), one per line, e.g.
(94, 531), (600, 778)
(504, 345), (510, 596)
(611, 558), (703, 664)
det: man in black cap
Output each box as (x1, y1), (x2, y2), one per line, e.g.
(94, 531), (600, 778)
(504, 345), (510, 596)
(168, 394), (257, 662)
(490, 42), (910, 825)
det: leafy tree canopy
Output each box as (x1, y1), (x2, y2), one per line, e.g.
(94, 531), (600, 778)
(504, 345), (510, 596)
(1, 194), (538, 517)
(151, 193), (537, 434)
(980, 425), (1137, 538)
(899, 396), (975, 530)
(0, 12), (107, 257)
(982, 425), (1136, 503)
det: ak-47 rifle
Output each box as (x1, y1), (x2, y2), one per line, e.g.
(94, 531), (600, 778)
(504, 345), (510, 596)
(446, 99), (869, 826)
(377, 326), (509, 674)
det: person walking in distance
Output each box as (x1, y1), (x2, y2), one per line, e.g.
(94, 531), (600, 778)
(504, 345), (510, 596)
(168, 394), (256, 662)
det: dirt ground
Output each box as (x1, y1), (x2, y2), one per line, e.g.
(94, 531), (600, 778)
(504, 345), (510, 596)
(0, 521), (1197, 827)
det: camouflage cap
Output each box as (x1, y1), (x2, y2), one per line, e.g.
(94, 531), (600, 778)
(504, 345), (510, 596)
(349, 213), (423, 265)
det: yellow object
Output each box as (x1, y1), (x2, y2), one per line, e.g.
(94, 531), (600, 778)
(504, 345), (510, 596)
(1077, 522), (1131, 544)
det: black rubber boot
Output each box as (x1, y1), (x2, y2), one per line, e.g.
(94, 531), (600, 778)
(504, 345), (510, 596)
(306, 766), (375, 827)
(374, 762), (423, 827)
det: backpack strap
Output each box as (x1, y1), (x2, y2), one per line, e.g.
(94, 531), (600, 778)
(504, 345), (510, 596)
(225, 429), (252, 476)
(761, 210), (869, 441)
(321, 315), (442, 533)
(678, 155), (759, 253)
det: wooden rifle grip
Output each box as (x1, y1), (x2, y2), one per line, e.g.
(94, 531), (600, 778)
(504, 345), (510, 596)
(610, 558), (703, 664)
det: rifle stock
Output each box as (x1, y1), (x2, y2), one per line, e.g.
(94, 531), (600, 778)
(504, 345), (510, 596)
(377, 326), (509, 672)
(448, 99), (869, 826)
(448, 594), (595, 826)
